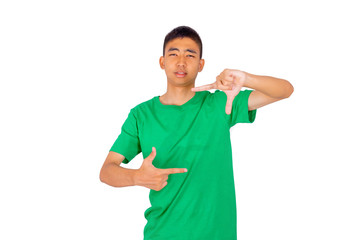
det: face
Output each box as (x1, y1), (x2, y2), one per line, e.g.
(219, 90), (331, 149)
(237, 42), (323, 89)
(159, 37), (205, 87)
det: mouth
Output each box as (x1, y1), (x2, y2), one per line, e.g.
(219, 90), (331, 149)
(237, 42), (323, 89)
(175, 71), (187, 78)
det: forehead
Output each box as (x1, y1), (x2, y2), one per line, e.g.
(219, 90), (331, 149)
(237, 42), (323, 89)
(165, 37), (199, 52)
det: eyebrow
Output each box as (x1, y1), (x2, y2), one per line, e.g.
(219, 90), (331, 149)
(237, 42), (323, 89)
(167, 47), (197, 54)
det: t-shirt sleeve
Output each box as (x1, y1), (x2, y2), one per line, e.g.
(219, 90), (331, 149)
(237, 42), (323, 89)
(109, 108), (142, 164)
(214, 89), (257, 128)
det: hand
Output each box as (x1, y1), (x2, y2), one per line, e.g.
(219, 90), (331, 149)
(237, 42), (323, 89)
(135, 147), (188, 191)
(191, 69), (248, 115)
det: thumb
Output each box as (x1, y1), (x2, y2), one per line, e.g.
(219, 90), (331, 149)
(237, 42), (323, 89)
(145, 146), (157, 163)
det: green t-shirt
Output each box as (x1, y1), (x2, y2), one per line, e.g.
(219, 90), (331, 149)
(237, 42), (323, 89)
(110, 89), (256, 240)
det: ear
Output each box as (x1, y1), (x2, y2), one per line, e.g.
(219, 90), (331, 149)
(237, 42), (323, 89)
(159, 56), (165, 69)
(198, 59), (205, 72)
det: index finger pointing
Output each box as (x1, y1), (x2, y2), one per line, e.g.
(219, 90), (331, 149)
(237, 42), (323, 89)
(191, 83), (215, 92)
(163, 168), (188, 175)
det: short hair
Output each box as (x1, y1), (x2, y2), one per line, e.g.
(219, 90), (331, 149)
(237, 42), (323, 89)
(163, 26), (203, 59)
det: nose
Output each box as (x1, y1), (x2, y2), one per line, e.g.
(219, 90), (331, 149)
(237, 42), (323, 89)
(177, 55), (186, 67)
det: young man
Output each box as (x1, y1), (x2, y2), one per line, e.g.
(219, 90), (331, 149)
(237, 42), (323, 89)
(100, 26), (293, 240)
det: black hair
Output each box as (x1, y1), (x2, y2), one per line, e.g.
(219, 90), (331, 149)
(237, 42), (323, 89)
(163, 26), (203, 59)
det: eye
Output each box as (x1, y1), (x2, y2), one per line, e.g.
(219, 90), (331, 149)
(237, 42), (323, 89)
(187, 55), (195, 58)
(169, 54), (176, 56)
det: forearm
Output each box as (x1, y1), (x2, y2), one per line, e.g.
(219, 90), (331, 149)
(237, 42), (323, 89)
(100, 163), (139, 188)
(244, 72), (294, 99)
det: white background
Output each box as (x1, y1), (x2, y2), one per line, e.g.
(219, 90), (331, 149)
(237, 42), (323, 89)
(1, 0), (352, 239)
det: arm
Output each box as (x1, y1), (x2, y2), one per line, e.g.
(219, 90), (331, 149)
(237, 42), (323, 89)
(99, 151), (139, 187)
(191, 69), (294, 114)
(99, 148), (187, 190)
(191, 68), (294, 114)
(244, 72), (294, 110)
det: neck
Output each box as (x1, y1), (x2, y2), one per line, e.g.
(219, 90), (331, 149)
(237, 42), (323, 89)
(159, 84), (196, 106)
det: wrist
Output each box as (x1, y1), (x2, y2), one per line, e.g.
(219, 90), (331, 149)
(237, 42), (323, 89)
(133, 169), (141, 186)
(243, 72), (256, 88)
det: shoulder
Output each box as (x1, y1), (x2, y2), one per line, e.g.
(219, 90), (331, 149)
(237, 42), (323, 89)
(205, 89), (228, 105)
(211, 89), (253, 104)
(212, 89), (226, 99)
(129, 96), (155, 116)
